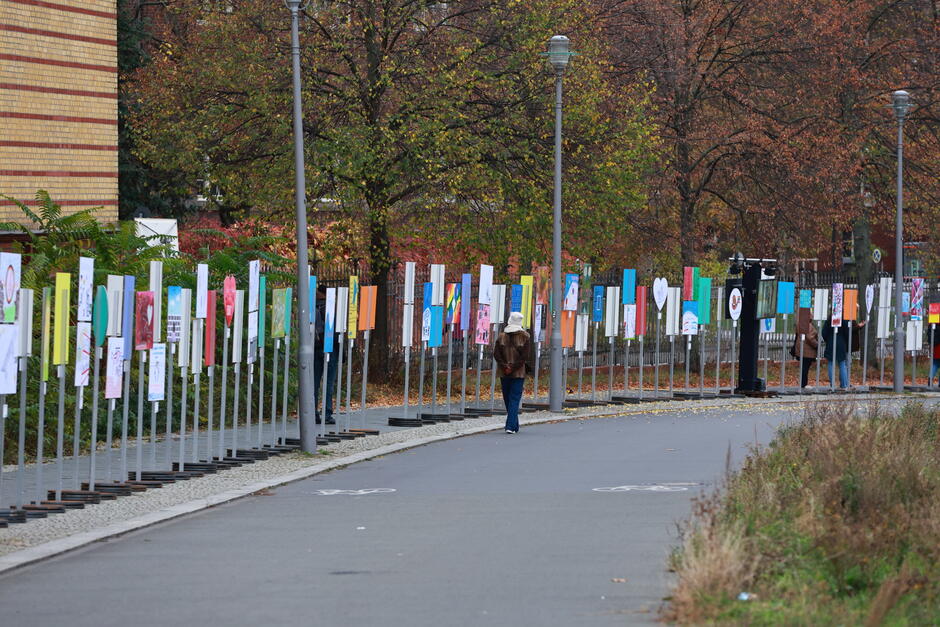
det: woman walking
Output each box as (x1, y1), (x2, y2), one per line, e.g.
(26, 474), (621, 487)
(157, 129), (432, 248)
(793, 307), (819, 389)
(494, 311), (533, 434)
(821, 319), (850, 389)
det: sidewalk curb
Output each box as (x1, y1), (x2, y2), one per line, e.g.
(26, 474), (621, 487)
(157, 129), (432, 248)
(0, 392), (920, 575)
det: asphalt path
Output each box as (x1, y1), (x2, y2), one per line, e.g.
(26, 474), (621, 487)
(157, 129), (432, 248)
(0, 403), (800, 626)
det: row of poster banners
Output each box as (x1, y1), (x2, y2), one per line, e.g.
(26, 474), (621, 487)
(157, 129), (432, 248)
(398, 263), (940, 357)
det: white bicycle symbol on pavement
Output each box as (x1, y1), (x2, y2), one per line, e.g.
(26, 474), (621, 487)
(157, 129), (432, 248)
(593, 483), (699, 493)
(314, 489), (397, 496)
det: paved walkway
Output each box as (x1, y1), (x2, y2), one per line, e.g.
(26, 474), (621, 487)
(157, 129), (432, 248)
(0, 402), (817, 626)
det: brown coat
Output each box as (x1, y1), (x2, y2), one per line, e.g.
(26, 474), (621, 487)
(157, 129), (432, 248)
(793, 308), (819, 359)
(494, 330), (533, 378)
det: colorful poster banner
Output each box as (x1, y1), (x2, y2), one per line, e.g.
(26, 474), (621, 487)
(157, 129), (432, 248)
(445, 283), (461, 325)
(134, 291), (154, 351)
(40, 287), (51, 382)
(682, 300), (699, 335)
(167, 286), (182, 342)
(204, 290), (217, 366)
(223, 275), (236, 327)
(777, 281), (795, 315)
(622, 269), (636, 305)
(474, 304), (491, 345)
(561, 311), (575, 348)
(347, 276), (360, 339)
(53, 272), (70, 365)
(535, 266), (550, 306)
(429, 305), (444, 348)
(636, 286), (648, 336)
(148, 343), (167, 401)
(323, 288), (336, 353)
(911, 278), (924, 320)
(78, 256), (94, 322)
(563, 273), (579, 311)
(74, 322), (91, 387)
(928, 302), (940, 325)
(0, 252), (21, 323)
(831, 283), (844, 326)
(358, 285), (377, 331)
(592, 285), (604, 323)
(460, 274), (472, 332)
(105, 336), (123, 399)
(697, 277), (712, 325)
(272, 288), (287, 338)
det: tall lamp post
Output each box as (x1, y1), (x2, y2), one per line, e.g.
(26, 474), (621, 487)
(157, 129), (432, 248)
(286, 0), (317, 452)
(545, 35), (572, 412)
(891, 90), (910, 393)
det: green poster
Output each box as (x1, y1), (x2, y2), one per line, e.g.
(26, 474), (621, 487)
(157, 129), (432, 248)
(92, 285), (108, 347)
(271, 288), (286, 338)
(284, 287), (293, 337)
(258, 276), (267, 348)
(697, 277), (712, 325)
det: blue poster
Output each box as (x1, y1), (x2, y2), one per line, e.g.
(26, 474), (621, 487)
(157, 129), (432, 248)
(429, 306), (444, 348)
(592, 285), (604, 323)
(902, 292), (910, 314)
(510, 284), (523, 313)
(421, 282), (433, 343)
(460, 273), (472, 332)
(563, 273), (579, 311)
(777, 281), (795, 315)
(122, 275), (135, 359)
(799, 289), (812, 309)
(621, 269), (636, 305)
(322, 288), (335, 354)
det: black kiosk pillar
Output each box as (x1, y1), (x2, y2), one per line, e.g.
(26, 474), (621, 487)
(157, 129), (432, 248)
(735, 262), (764, 393)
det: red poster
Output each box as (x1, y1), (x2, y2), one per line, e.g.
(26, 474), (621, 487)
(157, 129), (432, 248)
(682, 267), (694, 301)
(636, 286), (648, 336)
(223, 275), (236, 327)
(204, 290), (217, 366)
(135, 291), (154, 351)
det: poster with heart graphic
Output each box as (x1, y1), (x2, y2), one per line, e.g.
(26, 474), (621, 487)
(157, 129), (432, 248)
(653, 278), (668, 311)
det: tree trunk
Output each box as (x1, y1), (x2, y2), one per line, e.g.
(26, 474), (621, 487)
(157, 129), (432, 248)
(853, 216), (877, 371)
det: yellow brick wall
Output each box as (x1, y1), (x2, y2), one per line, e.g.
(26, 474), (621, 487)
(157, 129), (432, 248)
(0, 0), (118, 226)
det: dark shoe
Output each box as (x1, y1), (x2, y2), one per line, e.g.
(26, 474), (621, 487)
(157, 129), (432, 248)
(315, 417), (322, 425)
(325, 417), (335, 425)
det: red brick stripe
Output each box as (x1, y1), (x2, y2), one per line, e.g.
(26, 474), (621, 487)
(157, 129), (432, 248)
(0, 53), (117, 73)
(2, 0), (117, 20)
(0, 170), (118, 178)
(0, 140), (118, 151)
(0, 82), (117, 99)
(0, 199), (117, 207)
(0, 23), (117, 46)
(0, 111), (117, 125)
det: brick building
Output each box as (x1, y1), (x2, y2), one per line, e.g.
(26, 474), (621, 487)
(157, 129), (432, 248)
(0, 0), (118, 225)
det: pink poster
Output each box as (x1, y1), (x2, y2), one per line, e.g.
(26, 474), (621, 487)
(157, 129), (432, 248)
(135, 291), (154, 351)
(474, 304), (491, 345)
(223, 275), (236, 326)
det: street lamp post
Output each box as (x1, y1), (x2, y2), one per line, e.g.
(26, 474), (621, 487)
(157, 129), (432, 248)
(286, 0), (317, 452)
(891, 90), (910, 393)
(546, 35), (572, 413)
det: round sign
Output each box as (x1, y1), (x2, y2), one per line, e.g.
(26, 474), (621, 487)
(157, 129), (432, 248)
(872, 248), (882, 264)
(728, 287), (743, 321)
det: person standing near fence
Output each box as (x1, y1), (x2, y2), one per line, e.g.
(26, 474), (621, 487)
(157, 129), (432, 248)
(494, 312), (533, 434)
(821, 319), (849, 389)
(930, 329), (940, 386)
(793, 307), (818, 389)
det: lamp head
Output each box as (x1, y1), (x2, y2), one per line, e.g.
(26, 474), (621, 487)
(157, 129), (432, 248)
(891, 90), (911, 119)
(546, 35), (572, 73)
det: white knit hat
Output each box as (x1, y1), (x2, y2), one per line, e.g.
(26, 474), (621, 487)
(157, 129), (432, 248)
(504, 311), (524, 333)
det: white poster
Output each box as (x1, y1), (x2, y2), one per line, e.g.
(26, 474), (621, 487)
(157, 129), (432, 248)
(421, 303), (431, 342)
(761, 318), (776, 333)
(248, 259), (260, 312)
(150, 260), (163, 342)
(0, 324), (18, 394)
(77, 256), (94, 322)
(231, 291), (244, 363)
(665, 287), (682, 336)
(335, 287), (348, 333)
(652, 278), (668, 311)
(605, 286), (620, 337)
(16, 289), (33, 357)
(478, 264), (493, 305)
(106, 274), (124, 336)
(196, 263), (209, 319)
(430, 264), (445, 307)
(403, 261), (416, 305)
(682, 303), (699, 336)
(623, 304), (637, 339)
(534, 304), (545, 343)
(105, 336), (123, 399)
(865, 284), (875, 316)
(575, 314), (589, 352)
(177, 288), (192, 368)
(247, 310), (258, 363)
(148, 343), (166, 401)
(74, 321), (91, 387)
(831, 283), (844, 326)
(402, 303), (414, 347)
(491, 285), (506, 325)
(878, 277), (893, 309)
(906, 320), (923, 351)
(812, 288), (829, 322)
(728, 287), (742, 321)
(189, 318), (203, 374)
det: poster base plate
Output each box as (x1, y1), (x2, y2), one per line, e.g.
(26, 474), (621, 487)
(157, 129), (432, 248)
(41, 500), (84, 510)
(388, 418), (424, 427)
(0, 509), (28, 523)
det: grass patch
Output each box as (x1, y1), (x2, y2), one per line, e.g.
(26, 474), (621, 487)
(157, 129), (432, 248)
(665, 401), (940, 625)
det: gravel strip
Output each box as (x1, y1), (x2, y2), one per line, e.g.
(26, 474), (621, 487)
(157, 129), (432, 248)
(0, 392), (927, 567)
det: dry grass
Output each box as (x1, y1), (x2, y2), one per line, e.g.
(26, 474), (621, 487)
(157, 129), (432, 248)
(665, 400), (940, 625)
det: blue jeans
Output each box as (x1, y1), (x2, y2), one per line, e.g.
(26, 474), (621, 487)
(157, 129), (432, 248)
(930, 358), (940, 386)
(314, 348), (339, 420)
(500, 377), (524, 432)
(828, 359), (849, 389)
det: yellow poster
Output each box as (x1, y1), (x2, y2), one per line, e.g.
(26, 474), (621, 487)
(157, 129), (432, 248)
(347, 276), (360, 339)
(520, 276), (533, 328)
(53, 273), (71, 365)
